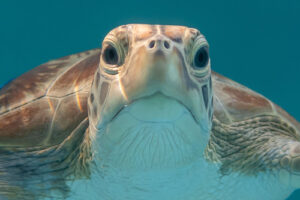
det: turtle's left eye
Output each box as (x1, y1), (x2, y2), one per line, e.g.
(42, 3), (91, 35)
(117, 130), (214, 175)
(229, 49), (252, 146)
(193, 46), (209, 69)
(103, 44), (119, 65)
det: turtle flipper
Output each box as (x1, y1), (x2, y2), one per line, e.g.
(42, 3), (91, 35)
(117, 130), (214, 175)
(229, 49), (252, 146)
(205, 114), (300, 186)
(0, 118), (91, 200)
(278, 142), (300, 187)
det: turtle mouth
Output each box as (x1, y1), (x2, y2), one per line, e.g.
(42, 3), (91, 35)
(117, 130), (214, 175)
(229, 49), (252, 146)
(111, 92), (199, 125)
(124, 93), (191, 123)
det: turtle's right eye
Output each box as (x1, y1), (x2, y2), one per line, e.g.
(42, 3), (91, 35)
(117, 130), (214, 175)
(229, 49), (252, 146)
(103, 44), (119, 65)
(193, 46), (209, 69)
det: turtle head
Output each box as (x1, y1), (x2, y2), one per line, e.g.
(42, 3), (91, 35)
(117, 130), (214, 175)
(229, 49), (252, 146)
(88, 24), (213, 170)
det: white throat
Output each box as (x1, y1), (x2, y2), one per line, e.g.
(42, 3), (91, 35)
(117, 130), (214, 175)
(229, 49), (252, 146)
(93, 94), (209, 171)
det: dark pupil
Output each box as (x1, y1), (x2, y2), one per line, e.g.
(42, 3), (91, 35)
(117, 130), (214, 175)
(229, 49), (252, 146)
(103, 45), (118, 65)
(194, 47), (209, 69)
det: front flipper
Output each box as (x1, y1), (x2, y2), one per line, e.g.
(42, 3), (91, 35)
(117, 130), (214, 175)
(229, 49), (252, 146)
(278, 142), (300, 187)
(0, 119), (91, 200)
(205, 115), (300, 189)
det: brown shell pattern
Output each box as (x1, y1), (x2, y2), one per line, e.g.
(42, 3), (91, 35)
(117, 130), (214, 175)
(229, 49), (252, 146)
(0, 49), (100, 147)
(212, 71), (300, 133)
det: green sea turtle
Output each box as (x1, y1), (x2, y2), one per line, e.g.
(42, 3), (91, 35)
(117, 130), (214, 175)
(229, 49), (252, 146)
(0, 24), (299, 200)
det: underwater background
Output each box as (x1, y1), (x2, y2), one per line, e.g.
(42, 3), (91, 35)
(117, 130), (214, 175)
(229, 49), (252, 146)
(0, 0), (299, 199)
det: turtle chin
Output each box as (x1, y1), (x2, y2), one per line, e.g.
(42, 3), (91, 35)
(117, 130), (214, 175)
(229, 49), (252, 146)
(93, 93), (209, 172)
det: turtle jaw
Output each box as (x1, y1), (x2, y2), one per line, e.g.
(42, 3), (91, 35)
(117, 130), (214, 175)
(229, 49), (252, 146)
(110, 92), (204, 127)
(92, 92), (210, 171)
(131, 93), (198, 122)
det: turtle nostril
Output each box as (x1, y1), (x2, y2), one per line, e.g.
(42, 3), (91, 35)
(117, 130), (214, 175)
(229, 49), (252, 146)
(149, 40), (155, 48)
(164, 41), (170, 49)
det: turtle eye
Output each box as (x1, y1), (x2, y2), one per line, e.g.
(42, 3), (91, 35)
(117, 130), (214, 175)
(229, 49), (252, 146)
(193, 46), (209, 69)
(103, 44), (119, 65)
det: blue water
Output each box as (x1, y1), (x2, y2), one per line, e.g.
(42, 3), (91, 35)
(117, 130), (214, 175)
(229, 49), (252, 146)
(0, 0), (299, 199)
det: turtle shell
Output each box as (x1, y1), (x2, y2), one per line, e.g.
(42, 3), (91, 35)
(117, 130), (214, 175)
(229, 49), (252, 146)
(212, 71), (300, 133)
(0, 49), (100, 147)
